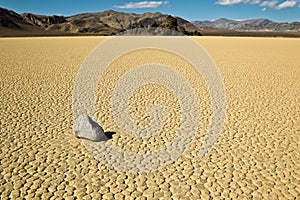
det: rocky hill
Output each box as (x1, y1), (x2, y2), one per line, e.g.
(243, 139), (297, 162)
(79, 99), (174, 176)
(0, 7), (46, 35)
(0, 7), (201, 36)
(1, 7), (299, 37)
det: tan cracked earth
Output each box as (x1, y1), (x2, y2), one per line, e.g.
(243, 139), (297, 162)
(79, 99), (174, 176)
(0, 36), (299, 199)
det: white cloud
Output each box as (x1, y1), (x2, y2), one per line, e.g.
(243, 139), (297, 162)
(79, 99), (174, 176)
(215, 0), (260, 5)
(114, 1), (169, 9)
(216, 0), (300, 9)
(275, 0), (297, 9)
(215, 0), (242, 5)
(262, 7), (267, 11)
(260, 0), (278, 8)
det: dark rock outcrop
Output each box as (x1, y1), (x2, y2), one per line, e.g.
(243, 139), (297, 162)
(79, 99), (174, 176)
(22, 13), (66, 28)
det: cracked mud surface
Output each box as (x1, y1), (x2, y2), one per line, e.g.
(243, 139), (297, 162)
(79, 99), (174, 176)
(0, 37), (299, 199)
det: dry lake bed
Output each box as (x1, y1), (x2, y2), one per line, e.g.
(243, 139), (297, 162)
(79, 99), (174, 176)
(0, 36), (299, 199)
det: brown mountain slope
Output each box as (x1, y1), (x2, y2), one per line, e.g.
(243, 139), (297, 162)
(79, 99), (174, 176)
(0, 8), (201, 36)
(0, 7), (47, 36)
(50, 10), (201, 35)
(22, 13), (66, 28)
(0, 7), (26, 29)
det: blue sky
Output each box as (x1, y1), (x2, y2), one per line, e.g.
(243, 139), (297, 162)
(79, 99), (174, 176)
(0, 0), (299, 22)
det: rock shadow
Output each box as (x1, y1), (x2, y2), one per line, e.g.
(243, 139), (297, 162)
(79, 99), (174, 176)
(104, 131), (116, 140)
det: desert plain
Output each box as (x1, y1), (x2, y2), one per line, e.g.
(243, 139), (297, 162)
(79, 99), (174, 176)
(0, 36), (299, 199)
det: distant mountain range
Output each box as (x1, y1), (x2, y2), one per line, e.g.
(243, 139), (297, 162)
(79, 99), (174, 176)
(192, 18), (300, 31)
(1, 7), (300, 37)
(0, 7), (200, 36)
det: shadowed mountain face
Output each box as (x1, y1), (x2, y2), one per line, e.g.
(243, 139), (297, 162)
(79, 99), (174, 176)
(22, 13), (67, 28)
(0, 8), (201, 36)
(0, 8), (41, 30)
(192, 18), (300, 31)
(0, 8), (48, 36)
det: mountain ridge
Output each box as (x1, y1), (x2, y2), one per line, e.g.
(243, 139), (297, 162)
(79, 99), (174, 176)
(1, 7), (299, 37)
(192, 18), (300, 31)
(0, 7), (201, 36)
